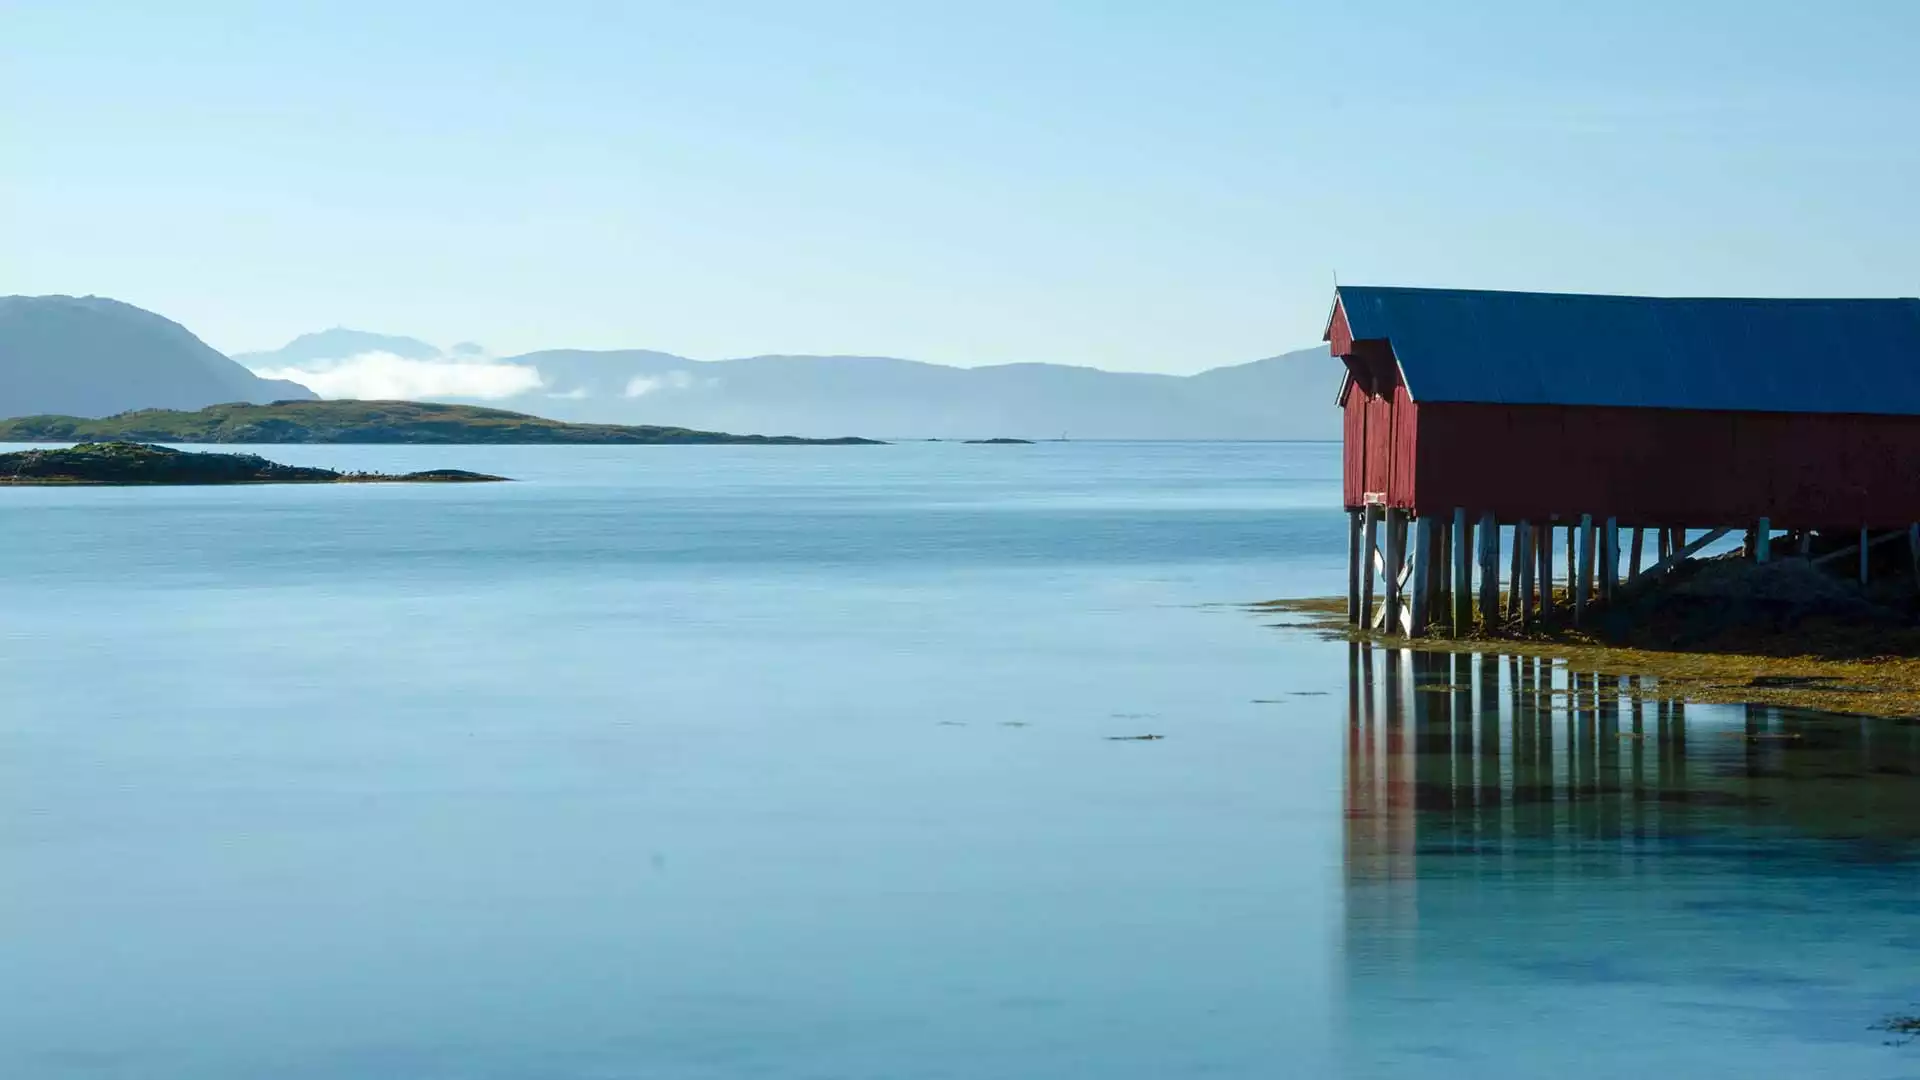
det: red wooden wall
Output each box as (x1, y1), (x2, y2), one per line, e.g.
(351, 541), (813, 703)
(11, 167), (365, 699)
(1341, 346), (1419, 511)
(1411, 402), (1920, 529)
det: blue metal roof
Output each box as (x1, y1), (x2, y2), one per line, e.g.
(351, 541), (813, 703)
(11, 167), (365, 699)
(1333, 285), (1920, 415)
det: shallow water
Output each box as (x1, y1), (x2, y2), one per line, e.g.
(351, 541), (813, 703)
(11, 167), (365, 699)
(0, 441), (1913, 1078)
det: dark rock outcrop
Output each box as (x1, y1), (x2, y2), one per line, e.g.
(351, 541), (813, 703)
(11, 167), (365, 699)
(0, 442), (506, 485)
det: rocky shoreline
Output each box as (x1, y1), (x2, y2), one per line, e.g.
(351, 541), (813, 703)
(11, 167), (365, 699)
(1257, 552), (1920, 719)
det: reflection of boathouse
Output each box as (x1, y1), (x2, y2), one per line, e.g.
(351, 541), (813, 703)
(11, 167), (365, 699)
(1338, 643), (1920, 1074)
(1342, 642), (1920, 962)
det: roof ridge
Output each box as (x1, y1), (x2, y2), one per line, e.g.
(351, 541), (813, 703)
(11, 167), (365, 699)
(1338, 284), (1913, 304)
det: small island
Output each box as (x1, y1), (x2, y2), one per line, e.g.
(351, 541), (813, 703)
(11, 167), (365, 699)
(0, 442), (508, 485)
(964, 438), (1035, 444)
(0, 400), (883, 446)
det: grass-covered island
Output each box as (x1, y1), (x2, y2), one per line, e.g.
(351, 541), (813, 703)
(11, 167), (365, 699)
(0, 400), (883, 445)
(0, 442), (507, 485)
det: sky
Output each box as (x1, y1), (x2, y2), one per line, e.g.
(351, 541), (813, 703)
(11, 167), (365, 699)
(5, 1), (1918, 373)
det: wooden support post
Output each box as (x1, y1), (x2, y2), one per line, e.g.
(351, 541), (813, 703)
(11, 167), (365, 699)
(1538, 522), (1555, 625)
(1604, 517), (1619, 602)
(1595, 522), (1607, 603)
(1910, 524), (1920, 591)
(1506, 521), (1524, 622)
(1575, 514), (1595, 626)
(1630, 527), (1644, 578)
(1453, 508), (1471, 636)
(1517, 521), (1535, 633)
(1409, 515), (1433, 638)
(1564, 526), (1575, 597)
(1755, 518), (1771, 564)
(1361, 503), (1381, 629)
(1800, 530), (1812, 557)
(1435, 524), (1450, 623)
(1478, 511), (1498, 631)
(1347, 510), (1363, 626)
(1860, 525), (1871, 586)
(1384, 509), (1406, 635)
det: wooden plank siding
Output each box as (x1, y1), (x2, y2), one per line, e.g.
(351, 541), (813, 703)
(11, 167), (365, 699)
(1342, 381), (1367, 508)
(1405, 402), (1920, 528)
(1341, 341), (1419, 511)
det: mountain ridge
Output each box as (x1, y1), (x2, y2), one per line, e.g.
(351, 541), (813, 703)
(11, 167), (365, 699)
(3, 296), (1341, 439)
(0, 400), (881, 445)
(240, 323), (1340, 438)
(0, 295), (315, 418)
(476, 345), (1339, 439)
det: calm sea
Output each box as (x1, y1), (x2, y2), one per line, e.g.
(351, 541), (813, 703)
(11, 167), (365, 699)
(0, 441), (1913, 1079)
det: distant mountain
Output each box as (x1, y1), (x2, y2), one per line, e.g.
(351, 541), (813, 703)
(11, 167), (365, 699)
(489, 346), (1343, 440)
(0, 296), (315, 419)
(0, 400), (879, 445)
(237, 329), (1340, 439)
(232, 328), (442, 366)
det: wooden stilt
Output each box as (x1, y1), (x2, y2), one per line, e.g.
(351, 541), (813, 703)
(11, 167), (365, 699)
(1800, 530), (1812, 557)
(1594, 523), (1606, 603)
(1506, 521), (1523, 622)
(1910, 524), (1920, 591)
(1604, 517), (1619, 602)
(1517, 521), (1535, 633)
(1410, 515), (1432, 638)
(1563, 526), (1574, 597)
(1347, 510), (1364, 626)
(1755, 517), (1771, 564)
(1538, 522), (1555, 625)
(1860, 525), (1871, 586)
(1384, 509), (1407, 634)
(1575, 514), (1595, 625)
(1478, 511), (1498, 631)
(1629, 527), (1644, 578)
(1361, 503), (1381, 629)
(1453, 508), (1471, 637)
(1434, 524), (1450, 625)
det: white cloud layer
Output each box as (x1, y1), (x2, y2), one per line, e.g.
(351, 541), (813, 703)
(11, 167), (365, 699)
(624, 371), (701, 398)
(251, 352), (544, 401)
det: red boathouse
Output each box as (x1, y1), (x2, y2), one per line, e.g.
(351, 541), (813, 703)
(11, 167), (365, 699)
(1325, 285), (1920, 637)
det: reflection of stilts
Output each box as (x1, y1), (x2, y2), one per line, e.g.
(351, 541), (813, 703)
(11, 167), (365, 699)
(1343, 645), (1708, 925)
(1629, 680), (1647, 865)
(1477, 652), (1503, 849)
(1598, 673), (1621, 841)
(1450, 653), (1474, 848)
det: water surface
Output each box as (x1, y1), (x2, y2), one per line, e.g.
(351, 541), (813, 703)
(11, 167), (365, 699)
(0, 441), (1912, 1077)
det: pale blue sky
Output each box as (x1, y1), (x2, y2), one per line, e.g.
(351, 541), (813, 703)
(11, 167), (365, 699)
(5, 1), (1917, 371)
